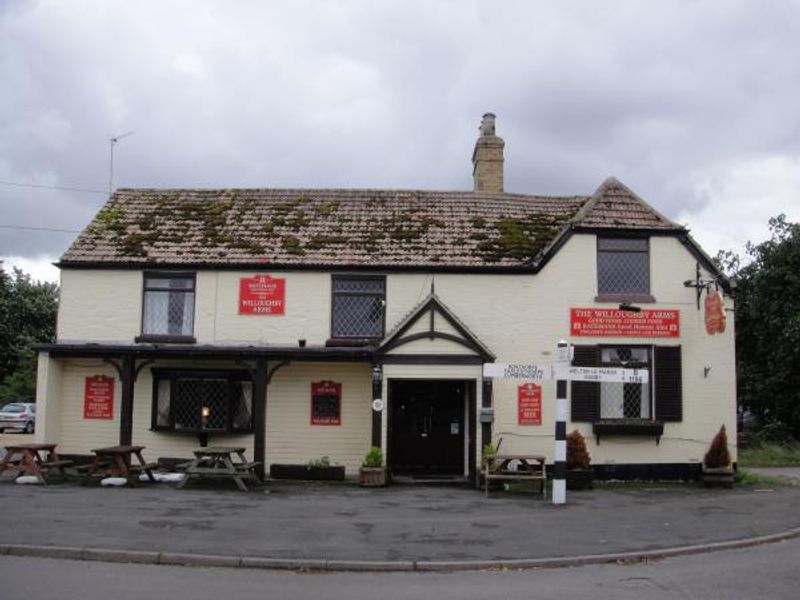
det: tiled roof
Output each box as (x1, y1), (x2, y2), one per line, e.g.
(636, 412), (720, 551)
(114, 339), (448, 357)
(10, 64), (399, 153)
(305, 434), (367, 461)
(60, 179), (683, 268)
(574, 177), (681, 231)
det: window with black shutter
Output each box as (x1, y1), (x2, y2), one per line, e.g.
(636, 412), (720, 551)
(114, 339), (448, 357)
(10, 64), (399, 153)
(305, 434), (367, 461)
(570, 345), (682, 435)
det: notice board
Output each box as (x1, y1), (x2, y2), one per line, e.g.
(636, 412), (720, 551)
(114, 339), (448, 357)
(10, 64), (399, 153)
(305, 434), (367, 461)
(311, 381), (342, 425)
(570, 308), (680, 337)
(517, 383), (542, 425)
(84, 375), (114, 419)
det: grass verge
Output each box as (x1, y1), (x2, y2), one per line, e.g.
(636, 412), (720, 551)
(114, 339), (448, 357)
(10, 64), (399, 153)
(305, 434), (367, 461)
(739, 443), (800, 467)
(735, 469), (798, 487)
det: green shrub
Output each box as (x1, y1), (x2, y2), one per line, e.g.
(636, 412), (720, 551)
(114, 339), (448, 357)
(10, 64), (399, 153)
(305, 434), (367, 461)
(307, 455), (331, 468)
(362, 446), (383, 468)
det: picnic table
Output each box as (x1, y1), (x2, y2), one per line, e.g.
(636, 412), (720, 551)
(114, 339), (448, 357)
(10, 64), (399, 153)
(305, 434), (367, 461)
(482, 454), (547, 498)
(83, 445), (157, 486)
(178, 446), (261, 492)
(0, 443), (72, 484)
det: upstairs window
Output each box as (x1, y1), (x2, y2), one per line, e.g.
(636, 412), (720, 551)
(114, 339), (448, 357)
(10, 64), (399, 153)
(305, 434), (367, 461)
(597, 237), (652, 301)
(331, 275), (385, 339)
(140, 273), (195, 341)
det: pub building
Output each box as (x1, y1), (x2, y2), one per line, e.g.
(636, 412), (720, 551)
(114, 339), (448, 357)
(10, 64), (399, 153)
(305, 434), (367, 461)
(34, 114), (735, 483)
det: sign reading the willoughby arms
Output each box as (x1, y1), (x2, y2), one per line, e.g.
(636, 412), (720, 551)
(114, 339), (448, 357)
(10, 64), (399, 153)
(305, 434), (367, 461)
(83, 375), (114, 419)
(704, 291), (726, 334)
(239, 275), (286, 315)
(518, 383), (542, 425)
(570, 308), (680, 338)
(311, 381), (342, 426)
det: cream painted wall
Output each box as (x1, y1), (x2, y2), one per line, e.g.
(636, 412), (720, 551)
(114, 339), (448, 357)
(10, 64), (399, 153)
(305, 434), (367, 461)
(49, 232), (736, 467)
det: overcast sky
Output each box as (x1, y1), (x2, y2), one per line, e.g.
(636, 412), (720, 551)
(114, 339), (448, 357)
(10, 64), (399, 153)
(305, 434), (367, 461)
(1, 0), (798, 283)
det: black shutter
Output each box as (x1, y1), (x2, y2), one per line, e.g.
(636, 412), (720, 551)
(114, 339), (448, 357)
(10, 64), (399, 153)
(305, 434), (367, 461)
(655, 346), (682, 422)
(571, 345), (600, 421)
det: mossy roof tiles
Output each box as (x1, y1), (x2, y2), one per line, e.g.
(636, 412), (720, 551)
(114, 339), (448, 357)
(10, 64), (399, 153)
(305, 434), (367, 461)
(60, 178), (683, 268)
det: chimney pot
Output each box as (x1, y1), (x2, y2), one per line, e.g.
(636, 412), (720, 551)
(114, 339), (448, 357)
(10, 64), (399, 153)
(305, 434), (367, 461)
(472, 113), (505, 192)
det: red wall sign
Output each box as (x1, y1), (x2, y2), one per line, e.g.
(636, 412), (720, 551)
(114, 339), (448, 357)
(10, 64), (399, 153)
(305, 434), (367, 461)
(84, 375), (114, 419)
(239, 275), (286, 315)
(704, 291), (726, 335)
(570, 308), (680, 337)
(311, 381), (342, 426)
(518, 383), (542, 426)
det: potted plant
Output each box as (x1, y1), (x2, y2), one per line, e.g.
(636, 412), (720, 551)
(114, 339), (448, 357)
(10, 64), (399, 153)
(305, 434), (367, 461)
(566, 430), (593, 490)
(702, 425), (734, 488)
(269, 455), (346, 481)
(359, 446), (386, 487)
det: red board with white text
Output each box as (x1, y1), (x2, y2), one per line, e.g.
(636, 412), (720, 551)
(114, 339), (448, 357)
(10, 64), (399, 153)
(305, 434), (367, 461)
(311, 381), (342, 425)
(239, 275), (286, 315)
(570, 308), (680, 337)
(84, 375), (114, 419)
(517, 383), (542, 426)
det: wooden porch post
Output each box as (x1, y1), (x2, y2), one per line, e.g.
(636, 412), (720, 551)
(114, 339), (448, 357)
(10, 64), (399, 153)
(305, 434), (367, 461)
(119, 356), (135, 446)
(371, 364), (382, 448)
(253, 358), (268, 481)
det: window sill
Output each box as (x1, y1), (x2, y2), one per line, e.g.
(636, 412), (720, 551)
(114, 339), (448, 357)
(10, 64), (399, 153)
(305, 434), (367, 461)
(325, 337), (382, 347)
(592, 419), (664, 445)
(594, 294), (656, 304)
(136, 335), (196, 344)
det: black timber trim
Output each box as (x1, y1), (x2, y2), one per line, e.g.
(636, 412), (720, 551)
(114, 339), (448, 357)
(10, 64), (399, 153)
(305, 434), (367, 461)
(56, 261), (542, 274)
(468, 380), (477, 483)
(253, 358), (268, 481)
(382, 331), (483, 356)
(378, 295), (494, 361)
(380, 355), (484, 365)
(33, 343), (374, 361)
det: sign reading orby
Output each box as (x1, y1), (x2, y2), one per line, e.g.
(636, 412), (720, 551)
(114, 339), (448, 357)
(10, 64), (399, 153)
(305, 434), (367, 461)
(239, 275), (286, 315)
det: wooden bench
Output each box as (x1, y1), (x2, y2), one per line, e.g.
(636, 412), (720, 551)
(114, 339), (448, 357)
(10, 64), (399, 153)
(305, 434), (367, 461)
(483, 454), (547, 499)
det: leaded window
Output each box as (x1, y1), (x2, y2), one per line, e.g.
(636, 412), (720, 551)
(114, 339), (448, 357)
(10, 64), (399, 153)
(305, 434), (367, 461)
(599, 346), (651, 419)
(597, 237), (649, 296)
(141, 273), (195, 339)
(151, 370), (253, 433)
(331, 275), (386, 338)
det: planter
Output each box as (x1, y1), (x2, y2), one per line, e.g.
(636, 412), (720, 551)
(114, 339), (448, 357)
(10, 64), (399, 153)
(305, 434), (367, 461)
(702, 466), (734, 488)
(566, 468), (594, 491)
(269, 463), (345, 481)
(358, 467), (386, 487)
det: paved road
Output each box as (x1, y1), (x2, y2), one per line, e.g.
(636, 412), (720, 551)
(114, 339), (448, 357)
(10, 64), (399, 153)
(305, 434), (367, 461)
(3, 536), (800, 599)
(2, 480), (800, 563)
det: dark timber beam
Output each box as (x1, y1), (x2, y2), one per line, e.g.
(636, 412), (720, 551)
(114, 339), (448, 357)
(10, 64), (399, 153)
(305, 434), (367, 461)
(253, 358), (268, 482)
(371, 365), (382, 448)
(119, 356), (135, 446)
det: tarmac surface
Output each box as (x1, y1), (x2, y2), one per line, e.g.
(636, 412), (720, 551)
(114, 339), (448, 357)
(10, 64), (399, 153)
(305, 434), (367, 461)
(1, 469), (800, 570)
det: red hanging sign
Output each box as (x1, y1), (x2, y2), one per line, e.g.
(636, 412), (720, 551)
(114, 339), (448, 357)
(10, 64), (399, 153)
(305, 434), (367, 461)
(239, 275), (286, 315)
(705, 291), (726, 334)
(84, 375), (114, 419)
(518, 383), (542, 425)
(570, 308), (680, 337)
(311, 381), (342, 425)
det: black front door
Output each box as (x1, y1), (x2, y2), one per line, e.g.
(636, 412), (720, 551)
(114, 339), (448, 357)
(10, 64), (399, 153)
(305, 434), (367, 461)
(389, 380), (466, 475)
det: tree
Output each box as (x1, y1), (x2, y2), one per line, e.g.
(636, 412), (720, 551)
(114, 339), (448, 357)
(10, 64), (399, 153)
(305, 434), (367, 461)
(719, 215), (800, 438)
(0, 263), (59, 404)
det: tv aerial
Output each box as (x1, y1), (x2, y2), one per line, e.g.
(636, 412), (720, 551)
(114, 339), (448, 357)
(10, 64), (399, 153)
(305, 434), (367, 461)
(108, 131), (134, 195)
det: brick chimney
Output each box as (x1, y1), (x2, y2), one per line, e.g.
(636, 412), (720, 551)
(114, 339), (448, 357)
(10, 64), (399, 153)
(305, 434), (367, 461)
(472, 112), (505, 192)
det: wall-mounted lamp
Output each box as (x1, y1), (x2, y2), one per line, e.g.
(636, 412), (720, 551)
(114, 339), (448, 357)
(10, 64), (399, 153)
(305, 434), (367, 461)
(372, 365), (383, 385)
(618, 303), (641, 313)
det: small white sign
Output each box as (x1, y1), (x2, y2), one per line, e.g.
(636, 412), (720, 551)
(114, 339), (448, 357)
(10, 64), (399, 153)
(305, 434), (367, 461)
(483, 363), (649, 384)
(371, 398), (384, 412)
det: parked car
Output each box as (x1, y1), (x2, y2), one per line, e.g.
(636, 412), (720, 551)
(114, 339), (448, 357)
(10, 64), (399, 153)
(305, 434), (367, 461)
(0, 403), (36, 433)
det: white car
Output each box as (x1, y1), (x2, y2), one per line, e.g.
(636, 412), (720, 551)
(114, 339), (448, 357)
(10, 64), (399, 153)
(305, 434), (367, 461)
(0, 403), (36, 434)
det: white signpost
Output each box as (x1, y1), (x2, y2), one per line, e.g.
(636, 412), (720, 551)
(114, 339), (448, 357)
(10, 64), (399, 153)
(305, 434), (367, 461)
(482, 363), (648, 384)
(483, 343), (648, 505)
